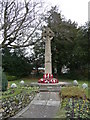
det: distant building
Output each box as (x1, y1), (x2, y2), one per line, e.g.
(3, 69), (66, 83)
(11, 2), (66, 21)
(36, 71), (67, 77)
(31, 67), (45, 75)
(61, 65), (70, 74)
(38, 67), (45, 74)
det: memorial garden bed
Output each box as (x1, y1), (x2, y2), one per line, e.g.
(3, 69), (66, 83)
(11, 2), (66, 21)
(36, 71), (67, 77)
(57, 86), (90, 119)
(1, 82), (39, 119)
(61, 97), (90, 119)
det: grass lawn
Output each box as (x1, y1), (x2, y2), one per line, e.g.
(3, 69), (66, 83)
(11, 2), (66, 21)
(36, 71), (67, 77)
(8, 78), (38, 86)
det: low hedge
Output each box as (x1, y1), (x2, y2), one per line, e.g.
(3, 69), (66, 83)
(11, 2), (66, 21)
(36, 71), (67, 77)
(2, 72), (8, 91)
(6, 75), (17, 81)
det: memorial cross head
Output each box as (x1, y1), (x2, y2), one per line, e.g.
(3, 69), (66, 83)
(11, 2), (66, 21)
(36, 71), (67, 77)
(42, 27), (54, 40)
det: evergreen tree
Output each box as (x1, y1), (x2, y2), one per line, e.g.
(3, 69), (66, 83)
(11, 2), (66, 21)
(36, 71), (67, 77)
(34, 6), (88, 79)
(2, 47), (33, 77)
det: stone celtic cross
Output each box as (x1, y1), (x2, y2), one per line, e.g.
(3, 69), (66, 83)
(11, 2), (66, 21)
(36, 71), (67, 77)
(42, 27), (54, 74)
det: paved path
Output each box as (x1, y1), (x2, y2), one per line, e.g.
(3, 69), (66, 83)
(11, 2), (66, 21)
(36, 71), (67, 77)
(13, 92), (61, 118)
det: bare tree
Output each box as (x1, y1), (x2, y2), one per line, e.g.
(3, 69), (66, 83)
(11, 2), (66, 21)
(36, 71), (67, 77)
(0, 0), (44, 48)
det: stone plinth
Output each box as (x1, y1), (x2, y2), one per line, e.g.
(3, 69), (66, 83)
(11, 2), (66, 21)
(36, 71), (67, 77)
(31, 82), (72, 92)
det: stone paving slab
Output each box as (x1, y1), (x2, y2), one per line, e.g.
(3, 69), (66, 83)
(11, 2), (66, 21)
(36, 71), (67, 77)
(49, 92), (60, 101)
(33, 92), (60, 101)
(13, 92), (61, 118)
(47, 101), (60, 106)
(19, 105), (45, 118)
(19, 105), (59, 118)
(34, 92), (50, 100)
(31, 100), (47, 105)
(31, 100), (60, 107)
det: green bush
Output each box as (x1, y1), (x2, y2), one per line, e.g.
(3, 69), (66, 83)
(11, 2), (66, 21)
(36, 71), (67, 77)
(2, 72), (8, 91)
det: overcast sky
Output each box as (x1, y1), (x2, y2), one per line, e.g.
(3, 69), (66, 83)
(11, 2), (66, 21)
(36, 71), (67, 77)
(43, 0), (89, 26)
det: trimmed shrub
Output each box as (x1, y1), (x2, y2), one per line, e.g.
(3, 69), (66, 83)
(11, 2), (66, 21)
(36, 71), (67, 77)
(2, 72), (8, 91)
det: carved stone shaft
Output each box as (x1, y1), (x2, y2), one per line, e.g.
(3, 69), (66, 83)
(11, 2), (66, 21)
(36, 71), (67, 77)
(45, 36), (52, 74)
(42, 27), (54, 74)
